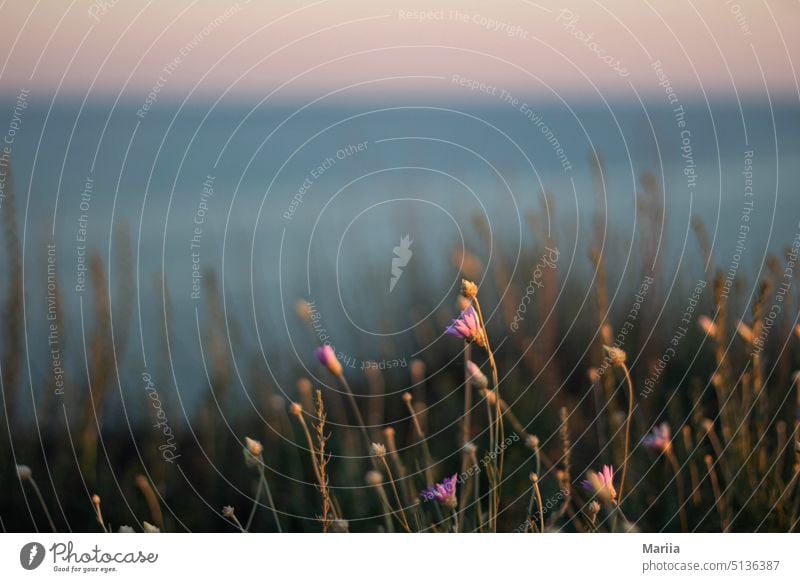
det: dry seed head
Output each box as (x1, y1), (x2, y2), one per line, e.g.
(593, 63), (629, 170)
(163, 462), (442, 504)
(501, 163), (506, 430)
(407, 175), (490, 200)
(463, 442), (477, 455)
(222, 505), (235, 518)
(371, 442), (387, 457)
(588, 501), (601, 516)
(118, 525), (135, 533)
(244, 436), (263, 457)
(289, 402), (303, 417)
(603, 345), (627, 368)
(366, 470), (383, 486)
(16, 464), (31, 480)
(142, 521), (160, 533)
(529, 473), (539, 484)
(525, 435), (540, 450)
(461, 279), (478, 300)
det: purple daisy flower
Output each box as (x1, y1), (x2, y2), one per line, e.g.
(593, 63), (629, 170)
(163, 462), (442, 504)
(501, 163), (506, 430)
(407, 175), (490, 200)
(643, 422), (672, 454)
(421, 474), (458, 509)
(445, 306), (486, 347)
(314, 345), (342, 376)
(581, 464), (617, 500)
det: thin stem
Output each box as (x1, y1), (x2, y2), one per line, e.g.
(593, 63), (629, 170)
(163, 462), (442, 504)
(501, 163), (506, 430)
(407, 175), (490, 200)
(468, 447), (484, 533)
(380, 457), (411, 532)
(244, 474), (263, 532)
(472, 296), (503, 532)
(403, 396), (434, 487)
(704, 455), (729, 531)
(335, 372), (372, 451)
(28, 478), (57, 532)
(617, 362), (635, 506)
(257, 463), (282, 533)
(533, 475), (545, 533)
(666, 449), (689, 532)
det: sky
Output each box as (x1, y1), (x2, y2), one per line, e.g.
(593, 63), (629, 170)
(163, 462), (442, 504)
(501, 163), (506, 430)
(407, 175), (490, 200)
(0, 0), (798, 103)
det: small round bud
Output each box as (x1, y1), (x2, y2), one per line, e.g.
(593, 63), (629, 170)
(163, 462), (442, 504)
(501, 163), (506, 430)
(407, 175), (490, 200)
(289, 402), (303, 417)
(244, 436), (263, 457)
(402, 391), (412, 403)
(366, 470), (383, 486)
(466, 361), (488, 390)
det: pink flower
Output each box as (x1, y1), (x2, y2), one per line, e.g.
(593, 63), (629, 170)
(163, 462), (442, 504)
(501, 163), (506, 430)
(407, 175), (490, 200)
(314, 345), (342, 376)
(445, 306), (486, 347)
(582, 464), (617, 500)
(643, 422), (672, 454)
(421, 474), (458, 509)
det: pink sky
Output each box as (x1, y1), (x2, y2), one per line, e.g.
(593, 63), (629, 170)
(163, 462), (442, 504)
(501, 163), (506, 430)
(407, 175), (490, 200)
(1, 0), (798, 101)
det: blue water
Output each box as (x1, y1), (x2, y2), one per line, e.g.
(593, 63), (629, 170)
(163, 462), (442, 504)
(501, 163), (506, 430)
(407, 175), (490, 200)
(1, 94), (798, 421)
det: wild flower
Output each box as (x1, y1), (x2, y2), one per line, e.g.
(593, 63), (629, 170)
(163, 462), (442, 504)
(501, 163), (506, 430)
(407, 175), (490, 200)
(371, 442), (387, 457)
(421, 474), (458, 509)
(445, 306), (486, 347)
(643, 422), (672, 454)
(315, 345), (342, 376)
(582, 465), (617, 501)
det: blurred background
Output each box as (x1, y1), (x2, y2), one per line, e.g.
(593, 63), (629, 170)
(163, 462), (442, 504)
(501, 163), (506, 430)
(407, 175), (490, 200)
(1, 0), (799, 533)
